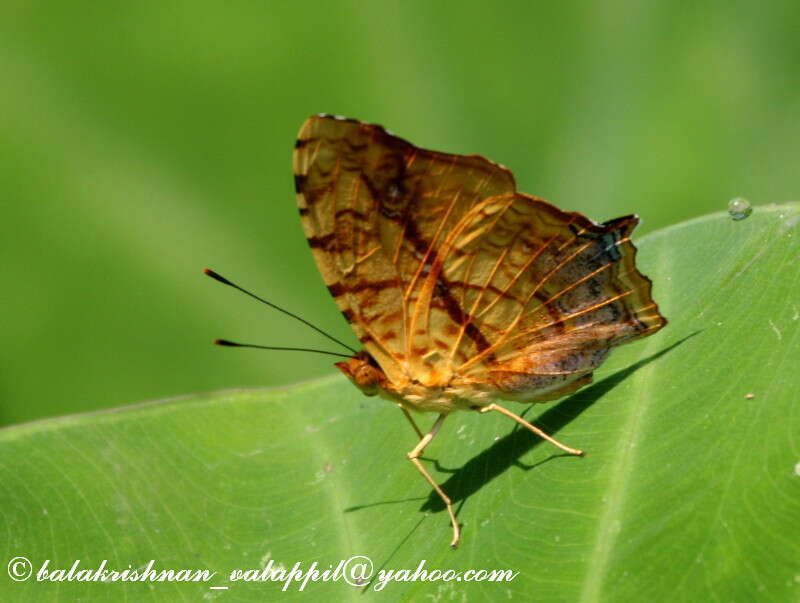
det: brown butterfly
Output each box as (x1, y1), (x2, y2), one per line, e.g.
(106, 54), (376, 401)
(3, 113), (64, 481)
(291, 115), (667, 547)
(216, 114), (667, 548)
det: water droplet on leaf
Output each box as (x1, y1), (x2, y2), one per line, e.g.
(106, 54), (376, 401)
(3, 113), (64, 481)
(728, 197), (752, 221)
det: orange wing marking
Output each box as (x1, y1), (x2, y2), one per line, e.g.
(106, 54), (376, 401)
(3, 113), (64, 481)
(490, 289), (636, 354)
(447, 247), (510, 362)
(403, 190), (462, 302)
(457, 269), (631, 373)
(473, 231), (562, 322)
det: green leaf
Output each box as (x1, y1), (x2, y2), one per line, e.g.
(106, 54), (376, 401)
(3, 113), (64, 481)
(2, 204), (798, 601)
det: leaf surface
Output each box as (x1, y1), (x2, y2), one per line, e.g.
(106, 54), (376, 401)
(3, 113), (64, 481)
(2, 204), (798, 601)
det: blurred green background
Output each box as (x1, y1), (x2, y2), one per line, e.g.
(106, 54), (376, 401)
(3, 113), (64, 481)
(2, 1), (798, 426)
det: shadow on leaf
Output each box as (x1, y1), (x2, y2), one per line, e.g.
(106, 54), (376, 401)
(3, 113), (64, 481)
(420, 332), (698, 513)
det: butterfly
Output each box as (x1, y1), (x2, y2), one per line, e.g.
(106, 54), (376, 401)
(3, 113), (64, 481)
(291, 114), (666, 547)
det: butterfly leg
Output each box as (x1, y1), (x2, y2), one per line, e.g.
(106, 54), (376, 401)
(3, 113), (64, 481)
(479, 403), (584, 456)
(399, 406), (425, 440)
(406, 413), (461, 548)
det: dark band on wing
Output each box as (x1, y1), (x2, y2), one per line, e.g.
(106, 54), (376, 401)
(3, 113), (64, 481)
(327, 282), (346, 297)
(325, 279), (398, 298)
(294, 174), (307, 194)
(307, 233), (337, 249)
(379, 181), (496, 358)
(335, 207), (370, 221)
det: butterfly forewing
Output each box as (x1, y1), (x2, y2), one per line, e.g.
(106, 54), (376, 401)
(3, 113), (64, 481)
(293, 117), (410, 381)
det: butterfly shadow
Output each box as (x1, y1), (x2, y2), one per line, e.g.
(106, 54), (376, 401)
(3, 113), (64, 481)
(343, 332), (697, 574)
(419, 332), (699, 517)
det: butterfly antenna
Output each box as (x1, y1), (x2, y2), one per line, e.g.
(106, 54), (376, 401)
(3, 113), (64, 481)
(214, 339), (352, 359)
(203, 268), (358, 355)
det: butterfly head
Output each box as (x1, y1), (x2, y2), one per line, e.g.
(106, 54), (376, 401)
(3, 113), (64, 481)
(335, 352), (388, 397)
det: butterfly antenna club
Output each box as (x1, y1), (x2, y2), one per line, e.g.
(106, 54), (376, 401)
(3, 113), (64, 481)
(203, 268), (358, 355)
(213, 339), (352, 359)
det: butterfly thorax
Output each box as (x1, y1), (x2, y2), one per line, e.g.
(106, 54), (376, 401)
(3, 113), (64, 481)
(335, 351), (495, 413)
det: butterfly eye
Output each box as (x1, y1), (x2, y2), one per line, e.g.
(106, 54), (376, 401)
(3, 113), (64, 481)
(333, 359), (380, 395)
(354, 364), (380, 390)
